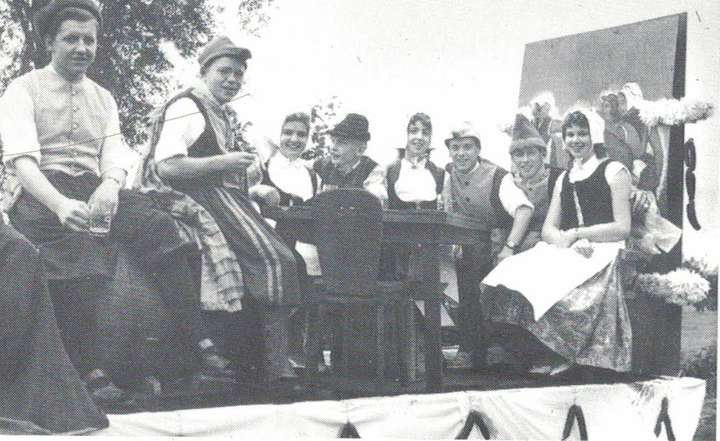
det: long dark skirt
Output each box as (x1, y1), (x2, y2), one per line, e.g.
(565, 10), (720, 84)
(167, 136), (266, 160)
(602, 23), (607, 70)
(0, 223), (107, 434)
(184, 186), (300, 381)
(184, 186), (300, 306)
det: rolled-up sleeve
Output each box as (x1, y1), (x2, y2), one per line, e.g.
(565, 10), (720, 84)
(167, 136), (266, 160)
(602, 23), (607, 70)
(0, 80), (42, 166)
(364, 164), (388, 201)
(99, 96), (136, 175)
(498, 173), (533, 217)
(154, 98), (206, 163)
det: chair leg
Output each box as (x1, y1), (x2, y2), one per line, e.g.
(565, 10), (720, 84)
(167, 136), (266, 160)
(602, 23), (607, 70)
(340, 307), (350, 377)
(304, 303), (321, 381)
(375, 304), (385, 389)
(397, 300), (410, 386)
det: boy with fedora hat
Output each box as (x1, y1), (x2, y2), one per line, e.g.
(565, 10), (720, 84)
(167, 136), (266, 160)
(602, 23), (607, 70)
(442, 121), (534, 368)
(313, 113), (388, 201)
(0, 0), (231, 405)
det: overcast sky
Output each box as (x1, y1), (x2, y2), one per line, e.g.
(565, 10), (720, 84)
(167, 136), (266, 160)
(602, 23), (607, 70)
(2, 0), (718, 260)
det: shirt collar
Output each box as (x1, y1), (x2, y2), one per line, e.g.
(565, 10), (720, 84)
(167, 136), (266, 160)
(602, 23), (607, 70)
(402, 156), (427, 169)
(270, 152), (304, 168)
(573, 154), (601, 173)
(46, 64), (87, 86)
(520, 166), (549, 188)
(192, 80), (227, 112)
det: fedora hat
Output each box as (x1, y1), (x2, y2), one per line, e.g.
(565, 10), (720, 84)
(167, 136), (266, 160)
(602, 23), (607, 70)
(329, 113), (371, 142)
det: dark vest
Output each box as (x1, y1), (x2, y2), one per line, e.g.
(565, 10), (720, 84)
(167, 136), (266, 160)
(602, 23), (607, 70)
(313, 156), (378, 190)
(386, 158), (445, 210)
(560, 160), (615, 229)
(261, 159), (319, 206)
(446, 158), (513, 228)
(162, 89), (225, 192)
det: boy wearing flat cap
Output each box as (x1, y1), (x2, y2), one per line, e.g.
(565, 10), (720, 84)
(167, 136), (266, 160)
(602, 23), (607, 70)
(442, 122), (533, 368)
(0, 0), (231, 404)
(313, 113), (388, 201)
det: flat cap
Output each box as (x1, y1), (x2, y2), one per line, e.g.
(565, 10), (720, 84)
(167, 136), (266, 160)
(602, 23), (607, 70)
(34, 0), (102, 38)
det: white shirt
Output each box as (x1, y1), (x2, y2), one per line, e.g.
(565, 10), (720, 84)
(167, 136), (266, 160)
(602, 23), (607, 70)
(394, 158), (437, 202)
(567, 155), (628, 184)
(267, 153), (314, 201)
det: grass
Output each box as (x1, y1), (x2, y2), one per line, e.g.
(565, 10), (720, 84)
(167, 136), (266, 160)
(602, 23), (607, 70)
(682, 307), (717, 441)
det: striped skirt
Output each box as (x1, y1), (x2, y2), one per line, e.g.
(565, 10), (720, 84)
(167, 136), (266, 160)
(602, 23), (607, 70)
(184, 186), (300, 306)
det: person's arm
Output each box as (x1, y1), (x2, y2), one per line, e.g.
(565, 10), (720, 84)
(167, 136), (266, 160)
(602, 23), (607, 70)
(363, 164), (388, 202)
(496, 173), (533, 260)
(15, 157), (89, 231)
(0, 79), (89, 231)
(153, 98), (256, 180)
(574, 163), (632, 242)
(542, 173), (576, 247)
(157, 153), (256, 180)
(89, 94), (132, 218)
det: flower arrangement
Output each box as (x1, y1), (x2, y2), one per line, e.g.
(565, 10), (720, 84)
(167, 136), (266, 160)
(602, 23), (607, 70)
(634, 266), (711, 307)
(683, 257), (718, 311)
(638, 97), (715, 127)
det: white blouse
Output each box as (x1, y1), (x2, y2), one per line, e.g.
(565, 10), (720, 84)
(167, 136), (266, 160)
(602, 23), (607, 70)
(394, 158), (438, 202)
(267, 153), (314, 201)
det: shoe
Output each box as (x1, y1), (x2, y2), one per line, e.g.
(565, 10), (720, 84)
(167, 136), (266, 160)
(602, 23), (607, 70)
(266, 376), (309, 399)
(549, 362), (574, 376)
(446, 351), (474, 369)
(84, 374), (126, 406)
(199, 347), (234, 378)
(528, 365), (553, 375)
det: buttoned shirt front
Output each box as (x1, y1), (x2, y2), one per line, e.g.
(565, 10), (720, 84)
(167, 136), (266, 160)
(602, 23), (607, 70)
(443, 159), (532, 222)
(0, 65), (134, 209)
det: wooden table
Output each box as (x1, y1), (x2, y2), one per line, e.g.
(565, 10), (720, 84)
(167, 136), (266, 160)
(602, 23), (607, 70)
(265, 206), (488, 392)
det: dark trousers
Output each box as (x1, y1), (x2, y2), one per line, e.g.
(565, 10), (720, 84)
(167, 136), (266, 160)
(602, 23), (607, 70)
(10, 172), (207, 374)
(455, 245), (492, 356)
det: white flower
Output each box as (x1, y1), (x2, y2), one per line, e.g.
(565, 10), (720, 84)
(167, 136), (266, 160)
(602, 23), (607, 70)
(635, 268), (710, 306)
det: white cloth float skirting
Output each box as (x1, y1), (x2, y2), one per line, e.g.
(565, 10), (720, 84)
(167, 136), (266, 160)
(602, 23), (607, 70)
(96, 377), (705, 439)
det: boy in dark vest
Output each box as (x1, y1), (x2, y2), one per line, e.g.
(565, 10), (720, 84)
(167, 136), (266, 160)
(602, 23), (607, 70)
(313, 113), (387, 202)
(442, 122), (534, 368)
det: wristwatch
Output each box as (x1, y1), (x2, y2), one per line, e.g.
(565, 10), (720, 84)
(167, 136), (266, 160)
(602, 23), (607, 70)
(505, 240), (518, 252)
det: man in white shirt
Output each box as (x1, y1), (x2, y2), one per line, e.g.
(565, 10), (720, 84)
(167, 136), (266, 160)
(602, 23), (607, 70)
(0, 0), (231, 404)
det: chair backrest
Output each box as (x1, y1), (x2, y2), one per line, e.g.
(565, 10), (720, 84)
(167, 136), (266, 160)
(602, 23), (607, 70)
(311, 189), (383, 297)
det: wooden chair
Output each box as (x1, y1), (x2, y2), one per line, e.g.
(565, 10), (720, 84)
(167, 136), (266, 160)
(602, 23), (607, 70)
(304, 189), (419, 389)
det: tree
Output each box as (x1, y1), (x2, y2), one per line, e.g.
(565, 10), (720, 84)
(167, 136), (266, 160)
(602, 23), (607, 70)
(0, 0), (275, 147)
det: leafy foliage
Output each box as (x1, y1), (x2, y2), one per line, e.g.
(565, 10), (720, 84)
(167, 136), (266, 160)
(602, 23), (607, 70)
(681, 344), (717, 396)
(302, 95), (342, 160)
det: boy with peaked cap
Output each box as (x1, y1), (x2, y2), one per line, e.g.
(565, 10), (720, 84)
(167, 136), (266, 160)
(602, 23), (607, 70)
(442, 122), (533, 368)
(508, 113), (566, 251)
(140, 35), (304, 395)
(0, 0), (230, 405)
(313, 113), (388, 201)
